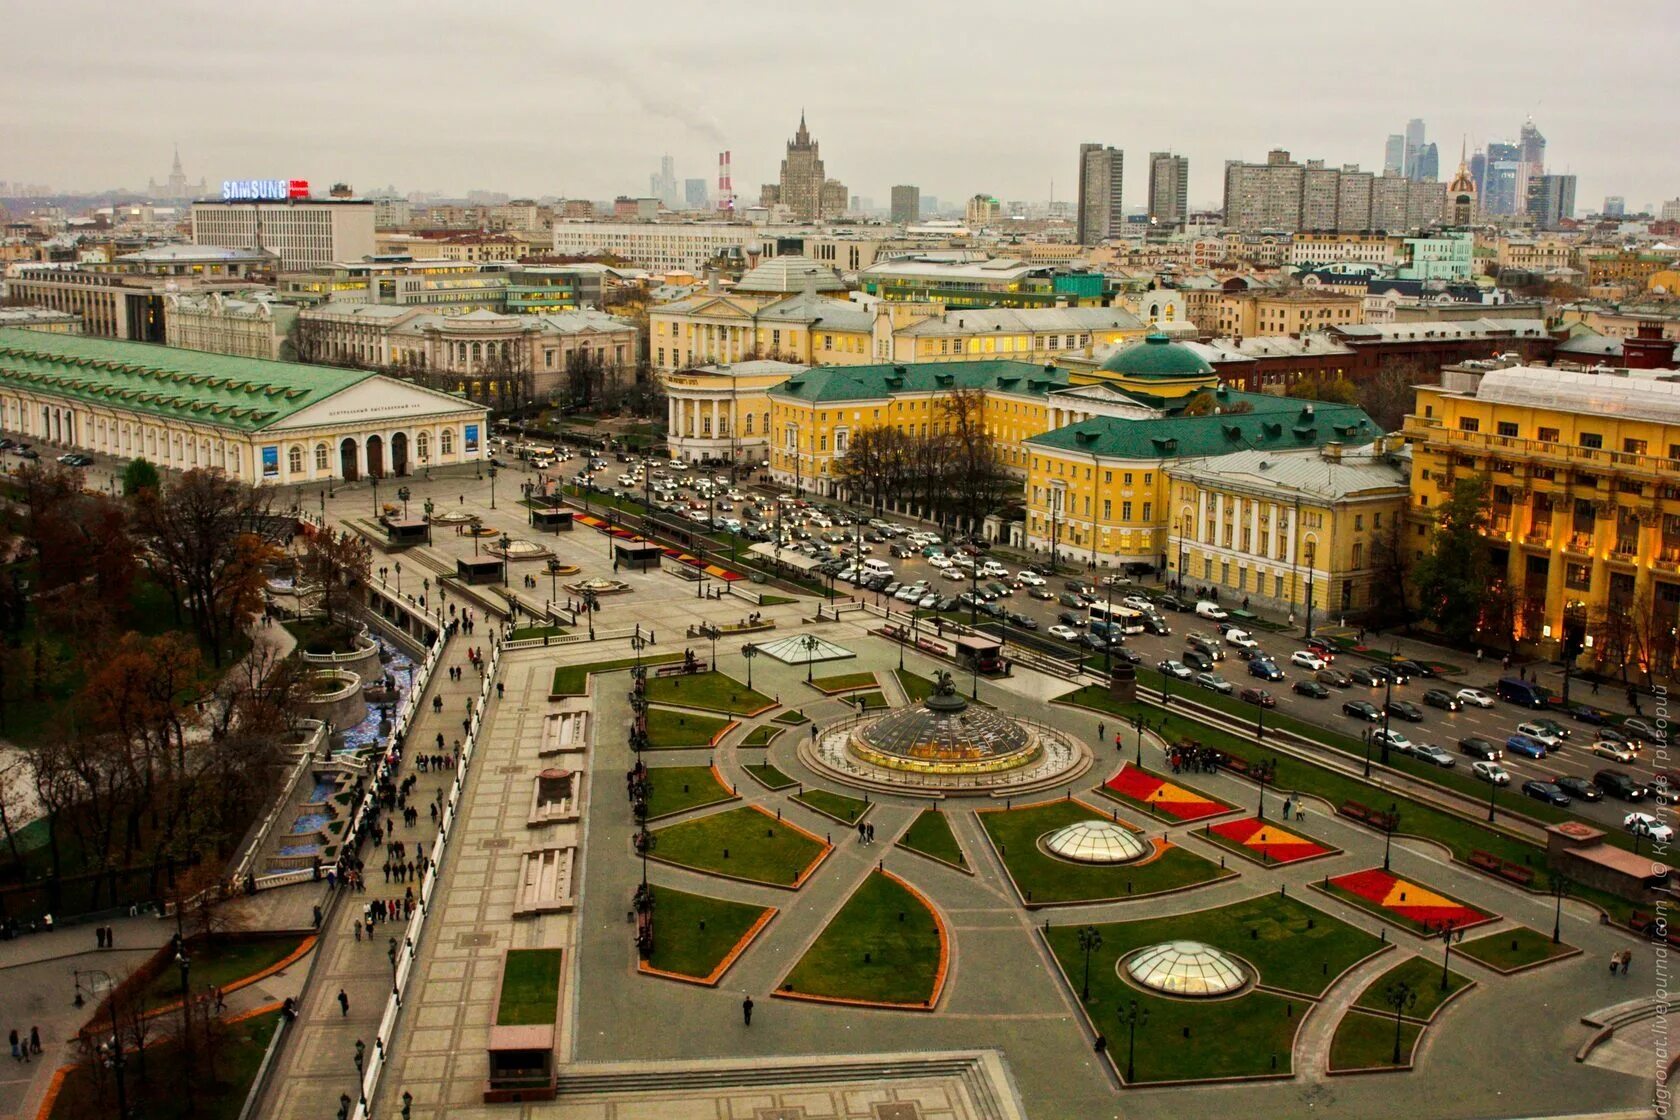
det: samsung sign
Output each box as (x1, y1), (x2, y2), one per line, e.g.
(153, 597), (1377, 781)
(220, 179), (310, 202)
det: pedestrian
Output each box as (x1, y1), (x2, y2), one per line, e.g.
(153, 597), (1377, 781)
(867, 822), (875, 843)
(9, 1029), (17, 1062)
(497, 682), (504, 699)
(1475, 648), (1483, 662)
(1621, 950), (1632, 976)
(1281, 796), (1293, 819)
(1097, 721), (1105, 744)
(1296, 802), (1305, 822)
(96, 927), (104, 949)
(338, 988), (350, 1016)
(29, 1027), (40, 1055)
(106, 926), (114, 948)
(742, 996), (754, 1026)
(355, 921), (362, 942)
(1592, 678), (1600, 696)
(857, 822), (866, 844)
(1609, 951), (1619, 977)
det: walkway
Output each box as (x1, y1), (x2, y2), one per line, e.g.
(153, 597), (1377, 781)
(251, 629), (483, 1119)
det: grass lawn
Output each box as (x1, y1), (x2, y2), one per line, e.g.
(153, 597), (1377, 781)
(759, 594), (798, 606)
(774, 709), (810, 725)
(1352, 956), (1472, 1021)
(645, 707), (734, 749)
(551, 652), (683, 696)
(138, 936), (305, 1012)
(1044, 892), (1380, 1082)
(645, 670), (773, 714)
(50, 1009), (281, 1120)
(744, 761), (797, 790)
(652, 806), (827, 887)
(793, 787), (870, 824)
(740, 726), (783, 747)
(510, 624), (568, 641)
(895, 669), (938, 704)
(645, 766), (735, 819)
(644, 887), (772, 981)
(1456, 925), (1577, 972)
(497, 948), (563, 1025)
(810, 671), (877, 693)
(1055, 684), (1647, 924)
(1329, 1009), (1422, 1071)
(849, 690), (889, 710)
(781, 871), (943, 1006)
(978, 800), (1231, 905)
(898, 809), (967, 869)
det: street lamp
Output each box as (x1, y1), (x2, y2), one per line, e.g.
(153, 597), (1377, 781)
(802, 634), (820, 683)
(1550, 875), (1572, 945)
(1382, 802), (1400, 872)
(498, 533), (512, 587)
(398, 485), (411, 520)
(1382, 979), (1417, 1065)
(489, 464), (499, 510)
(1303, 540), (1316, 640)
(1433, 920), (1463, 990)
(1254, 757), (1278, 821)
(373, 474), (381, 516)
(1076, 925), (1102, 1000)
(742, 642), (758, 690)
(581, 588), (598, 640)
(1118, 999), (1148, 1083)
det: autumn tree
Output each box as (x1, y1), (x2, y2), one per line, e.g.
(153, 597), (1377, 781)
(1287, 375), (1360, 406)
(121, 457), (161, 497)
(299, 527), (371, 624)
(834, 426), (911, 515)
(1411, 474), (1494, 645)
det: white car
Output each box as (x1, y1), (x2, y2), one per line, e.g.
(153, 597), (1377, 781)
(979, 562), (1009, 578)
(1625, 812), (1674, 842)
(1048, 624), (1082, 641)
(917, 593), (940, 609)
(1121, 595), (1153, 612)
(927, 554), (953, 569)
(1290, 650), (1328, 671)
(1224, 629), (1260, 649)
(939, 567), (966, 581)
(1515, 722), (1563, 749)
(1372, 728), (1413, 753)
(1194, 601), (1229, 620)
(1472, 760), (1512, 785)
(1593, 741), (1638, 763)
(1158, 659), (1194, 680)
(1017, 571), (1046, 586)
(1457, 687), (1495, 709)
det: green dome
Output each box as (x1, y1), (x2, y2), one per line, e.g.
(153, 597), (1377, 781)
(1099, 331), (1213, 378)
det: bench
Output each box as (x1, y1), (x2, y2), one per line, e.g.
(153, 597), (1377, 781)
(1338, 801), (1398, 832)
(1498, 864), (1536, 887)
(654, 661), (709, 678)
(1468, 850), (1504, 874)
(1630, 910), (1656, 934)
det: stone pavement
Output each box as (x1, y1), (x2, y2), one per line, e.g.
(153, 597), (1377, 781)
(253, 627), (481, 1120)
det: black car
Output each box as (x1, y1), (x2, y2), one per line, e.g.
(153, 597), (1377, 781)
(1343, 700), (1382, 722)
(1422, 688), (1461, 711)
(1140, 614), (1172, 636)
(1113, 646), (1143, 665)
(1458, 736), (1502, 761)
(1368, 665), (1408, 686)
(1240, 687), (1277, 708)
(1348, 668), (1383, 687)
(1317, 668), (1353, 689)
(1392, 658), (1433, 679)
(1385, 699), (1425, 722)
(1553, 775), (1603, 802)
(1007, 612), (1039, 630)
(1057, 610), (1083, 627)
(889, 544), (915, 558)
(1594, 768), (1647, 801)
(1156, 594), (1189, 612)
(1183, 649), (1214, 672)
(1521, 779), (1572, 807)
(979, 601), (1007, 619)
(1293, 679), (1330, 699)
(1058, 592), (1085, 609)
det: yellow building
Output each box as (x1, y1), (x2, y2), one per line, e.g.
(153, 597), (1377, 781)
(662, 359), (805, 466)
(886, 305), (1147, 363)
(1405, 365), (1680, 673)
(766, 359), (1072, 496)
(649, 290), (873, 372)
(1022, 336), (1384, 571)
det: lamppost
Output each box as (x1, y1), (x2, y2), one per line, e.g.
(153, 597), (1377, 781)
(547, 558), (560, 607)
(1076, 925), (1102, 1000)
(631, 629), (647, 669)
(394, 560), (403, 598)
(1254, 757), (1278, 821)
(1118, 999), (1148, 1083)
(372, 474), (381, 516)
(1433, 920), (1463, 990)
(74, 969), (129, 1119)
(1550, 875), (1572, 945)
(423, 497), (435, 543)
(488, 464), (499, 510)
(1486, 768), (1498, 822)
(398, 485), (411, 520)
(802, 634), (820, 683)
(581, 588), (598, 640)
(1382, 802), (1400, 872)
(497, 533), (512, 587)
(1382, 979), (1417, 1065)
(742, 642), (758, 690)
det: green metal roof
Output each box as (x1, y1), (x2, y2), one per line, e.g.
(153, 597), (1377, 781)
(768, 359), (1069, 404)
(1027, 392), (1379, 460)
(1097, 331), (1214, 377)
(0, 328), (378, 433)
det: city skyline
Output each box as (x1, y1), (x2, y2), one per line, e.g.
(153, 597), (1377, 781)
(2, 0), (1676, 212)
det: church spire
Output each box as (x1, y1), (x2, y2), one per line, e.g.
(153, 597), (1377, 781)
(172, 143), (183, 176)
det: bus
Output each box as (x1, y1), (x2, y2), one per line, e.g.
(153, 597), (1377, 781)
(1088, 601), (1146, 635)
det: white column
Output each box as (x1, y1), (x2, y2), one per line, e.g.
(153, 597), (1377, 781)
(711, 398), (720, 441)
(1285, 509), (1299, 567)
(1196, 490), (1208, 541)
(668, 396), (677, 432)
(1248, 499), (1260, 556)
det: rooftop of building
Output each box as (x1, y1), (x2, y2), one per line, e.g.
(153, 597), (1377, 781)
(0, 308), (80, 325)
(896, 305), (1145, 337)
(730, 256), (846, 294)
(682, 359), (809, 378)
(1437, 365), (1680, 425)
(753, 290), (874, 331)
(0, 327), (377, 431)
(116, 244), (276, 264)
(769, 359), (1071, 404)
(859, 256), (1041, 281)
(1027, 390), (1379, 461)
(1331, 317), (1550, 341)
(1169, 443), (1409, 500)
(1098, 331), (1213, 378)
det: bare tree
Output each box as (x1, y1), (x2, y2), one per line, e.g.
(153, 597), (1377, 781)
(299, 527), (371, 625)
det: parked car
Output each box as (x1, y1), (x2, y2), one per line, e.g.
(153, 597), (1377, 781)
(1290, 650), (1328, 671)
(1158, 659), (1193, 680)
(1372, 728), (1413, 753)
(1317, 668), (1353, 689)
(1594, 769), (1646, 801)
(1385, 699), (1424, 722)
(1413, 744), (1456, 768)
(1457, 736), (1502, 761)
(1422, 688), (1461, 711)
(1456, 687), (1495, 709)
(1625, 812), (1674, 842)
(1553, 776), (1602, 802)
(1522, 779), (1571, 807)
(1472, 760), (1512, 785)
(1342, 700), (1382, 722)
(1293, 679), (1330, 699)
(1195, 672), (1234, 694)
(1240, 687), (1277, 708)
(1593, 741), (1638, 763)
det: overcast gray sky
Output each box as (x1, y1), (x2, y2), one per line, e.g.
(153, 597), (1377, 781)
(4, 0), (1677, 211)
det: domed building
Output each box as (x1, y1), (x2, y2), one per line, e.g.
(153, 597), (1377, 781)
(1090, 331), (1218, 405)
(1043, 820), (1150, 864)
(1125, 941), (1250, 997)
(730, 256), (846, 296)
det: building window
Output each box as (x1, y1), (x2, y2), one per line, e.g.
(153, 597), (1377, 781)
(1458, 417), (1480, 432)
(441, 429), (454, 455)
(744, 414), (754, 435)
(1352, 542), (1363, 567)
(1142, 502), (1152, 521)
(1102, 500), (1112, 519)
(1497, 421), (1518, 437)
(1579, 432), (1602, 449)
(287, 445), (303, 474)
(1565, 563), (1591, 591)
(1538, 426), (1560, 443)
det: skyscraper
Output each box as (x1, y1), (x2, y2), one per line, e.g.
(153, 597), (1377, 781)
(684, 178), (709, 210)
(1383, 134), (1406, 176)
(1482, 141), (1522, 215)
(1469, 148), (1487, 196)
(1076, 143), (1124, 245)
(1413, 142), (1439, 183)
(1603, 196), (1626, 218)
(779, 113), (828, 221)
(1147, 152), (1189, 227)
(891, 185), (920, 224)
(650, 155), (678, 209)
(1517, 117), (1546, 214)
(1403, 118), (1426, 178)
(1526, 174), (1576, 230)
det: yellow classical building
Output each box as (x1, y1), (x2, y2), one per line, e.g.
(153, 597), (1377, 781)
(1405, 364), (1680, 673)
(662, 359), (805, 466)
(649, 290), (874, 372)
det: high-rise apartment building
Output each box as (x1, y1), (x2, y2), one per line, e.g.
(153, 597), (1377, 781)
(1603, 196), (1626, 218)
(1224, 150), (1443, 233)
(1517, 118), (1546, 214)
(683, 178), (709, 210)
(1526, 174), (1577, 230)
(965, 194), (1001, 229)
(1146, 152), (1189, 227)
(1076, 143), (1124, 244)
(1413, 142), (1439, 182)
(1403, 118), (1426, 178)
(1662, 199), (1680, 223)
(779, 114), (831, 221)
(1223, 150), (1306, 231)
(1383, 134), (1406, 176)
(891, 185), (920, 224)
